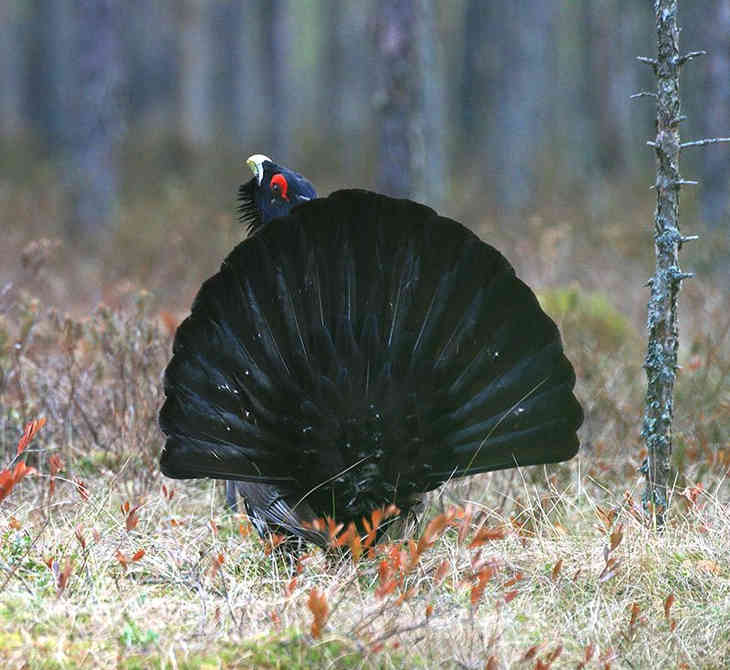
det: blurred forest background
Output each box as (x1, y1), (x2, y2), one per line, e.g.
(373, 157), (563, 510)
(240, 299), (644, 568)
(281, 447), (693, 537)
(0, 0), (727, 316)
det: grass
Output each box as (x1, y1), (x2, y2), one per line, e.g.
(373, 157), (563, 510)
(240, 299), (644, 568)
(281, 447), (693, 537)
(0, 473), (727, 668)
(0, 158), (728, 669)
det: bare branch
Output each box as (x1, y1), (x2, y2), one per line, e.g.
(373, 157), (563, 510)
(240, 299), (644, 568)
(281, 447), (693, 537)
(677, 50), (707, 66)
(631, 91), (657, 100)
(680, 137), (730, 149)
(636, 56), (658, 67)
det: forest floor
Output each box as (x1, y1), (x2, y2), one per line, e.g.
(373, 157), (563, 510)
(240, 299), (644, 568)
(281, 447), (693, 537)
(0, 160), (728, 669)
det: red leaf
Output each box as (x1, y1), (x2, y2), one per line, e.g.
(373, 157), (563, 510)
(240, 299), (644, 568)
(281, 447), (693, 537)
(469, 524), (508, 548)
(609, 523), (624, 552)
(503, 572), (524, 588)
(75, 525), (86, 550)
(394, 586), (416, 606)
(56, 557), (73, 597)
(456, 503), (473, 545)
(48, 454), (64, 498)
(0, 461), (37, 503)
(125, 505), (141, 532)
(503, 589), (518, 603)
(263, 533), (285, 555)
(349, 533), (363, 563)
(470, 565), (495, 606)
(286, 577), (297, 596)
(599, 557), (620, 583)
(664, 594), (675, 621)
(595, 506), (616, 532)
(307, 589), (329, 639)
(434, 560), (449, 585)
(16, 418), (46, 455)
(132, 549), (145, 562)
(238, 520), (251, 538)
(551, 559), (563, 581)
(160, 310), (179, 336)
(417, 512), (451, 554)
(681, 484), (703, 507)
(521, 645), (540, 661)
(628, 602), (640, 630)
(75, 479), (89, 501)
(383, 504), (400, 519)
(334, 521), (357, 548)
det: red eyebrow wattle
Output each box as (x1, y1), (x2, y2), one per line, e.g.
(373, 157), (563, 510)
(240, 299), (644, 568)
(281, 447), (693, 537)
(270, 173), (289, 200)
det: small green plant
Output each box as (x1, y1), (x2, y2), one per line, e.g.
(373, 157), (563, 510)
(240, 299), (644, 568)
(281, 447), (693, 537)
(119, 613), (159, 650)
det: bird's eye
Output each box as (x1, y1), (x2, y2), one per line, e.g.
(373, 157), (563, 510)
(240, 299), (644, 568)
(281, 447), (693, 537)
(270, 173), (289, 201)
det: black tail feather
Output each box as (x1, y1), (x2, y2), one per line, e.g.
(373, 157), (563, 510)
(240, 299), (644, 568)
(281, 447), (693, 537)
(160, 190), (584, 539)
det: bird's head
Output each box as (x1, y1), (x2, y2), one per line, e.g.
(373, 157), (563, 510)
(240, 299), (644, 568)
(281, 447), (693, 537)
(238, 154), (317, 234)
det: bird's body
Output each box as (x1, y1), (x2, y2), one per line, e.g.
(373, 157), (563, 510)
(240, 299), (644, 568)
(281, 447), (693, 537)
(159, 157), (583, 547)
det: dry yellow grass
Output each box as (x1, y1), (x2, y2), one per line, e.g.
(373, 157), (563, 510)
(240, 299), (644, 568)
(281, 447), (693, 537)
(0, 468), (727, 669)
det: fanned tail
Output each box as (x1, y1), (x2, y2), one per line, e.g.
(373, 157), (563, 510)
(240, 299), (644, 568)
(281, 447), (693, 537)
(160, 190), (583, 535)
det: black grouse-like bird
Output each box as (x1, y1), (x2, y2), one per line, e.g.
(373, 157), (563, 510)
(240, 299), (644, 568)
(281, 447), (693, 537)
(159, 155), (583, 547)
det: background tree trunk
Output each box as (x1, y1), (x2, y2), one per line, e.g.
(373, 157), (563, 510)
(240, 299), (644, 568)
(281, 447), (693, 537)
(29, 0), (75, 153)
(0, 2), (25, 138)
(261, 0), (291, 161)
(698, 0), (730, 227)
(178, 0), (214, 149)
(375, 0), (442, 206)
(67, 0), (125, 237)
(219, 1), (255, 145)
(375, 0), (419, 199)
(416, 0), (445, 210)
(125, 0), (177, 133)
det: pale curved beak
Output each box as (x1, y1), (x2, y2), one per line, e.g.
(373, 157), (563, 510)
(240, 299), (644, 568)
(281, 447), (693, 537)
(246, 154), (271, 186)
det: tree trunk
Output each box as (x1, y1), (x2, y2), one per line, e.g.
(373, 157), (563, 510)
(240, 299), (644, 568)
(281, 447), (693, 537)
(220, 1), (253, 144)
(699, 0), (730, 227)
(0, 2), (25, 138)
(319, 0), (371, 177)
(178, 0), (214, 149)
(125, 0), (177, 132)
(491, 2), (556, 213)
(459, 0), (488, 150)
(416, 0), (445, 210)
(261, 0), (290, 160)
(31, 0), (75, 152)
(641, 0), (691, 526)
(67, 0), (125, 237)
(375, 0), (442, 206)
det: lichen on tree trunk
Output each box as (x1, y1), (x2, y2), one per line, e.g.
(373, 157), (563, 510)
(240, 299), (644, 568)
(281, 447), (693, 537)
(641, 0), (690, 526)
